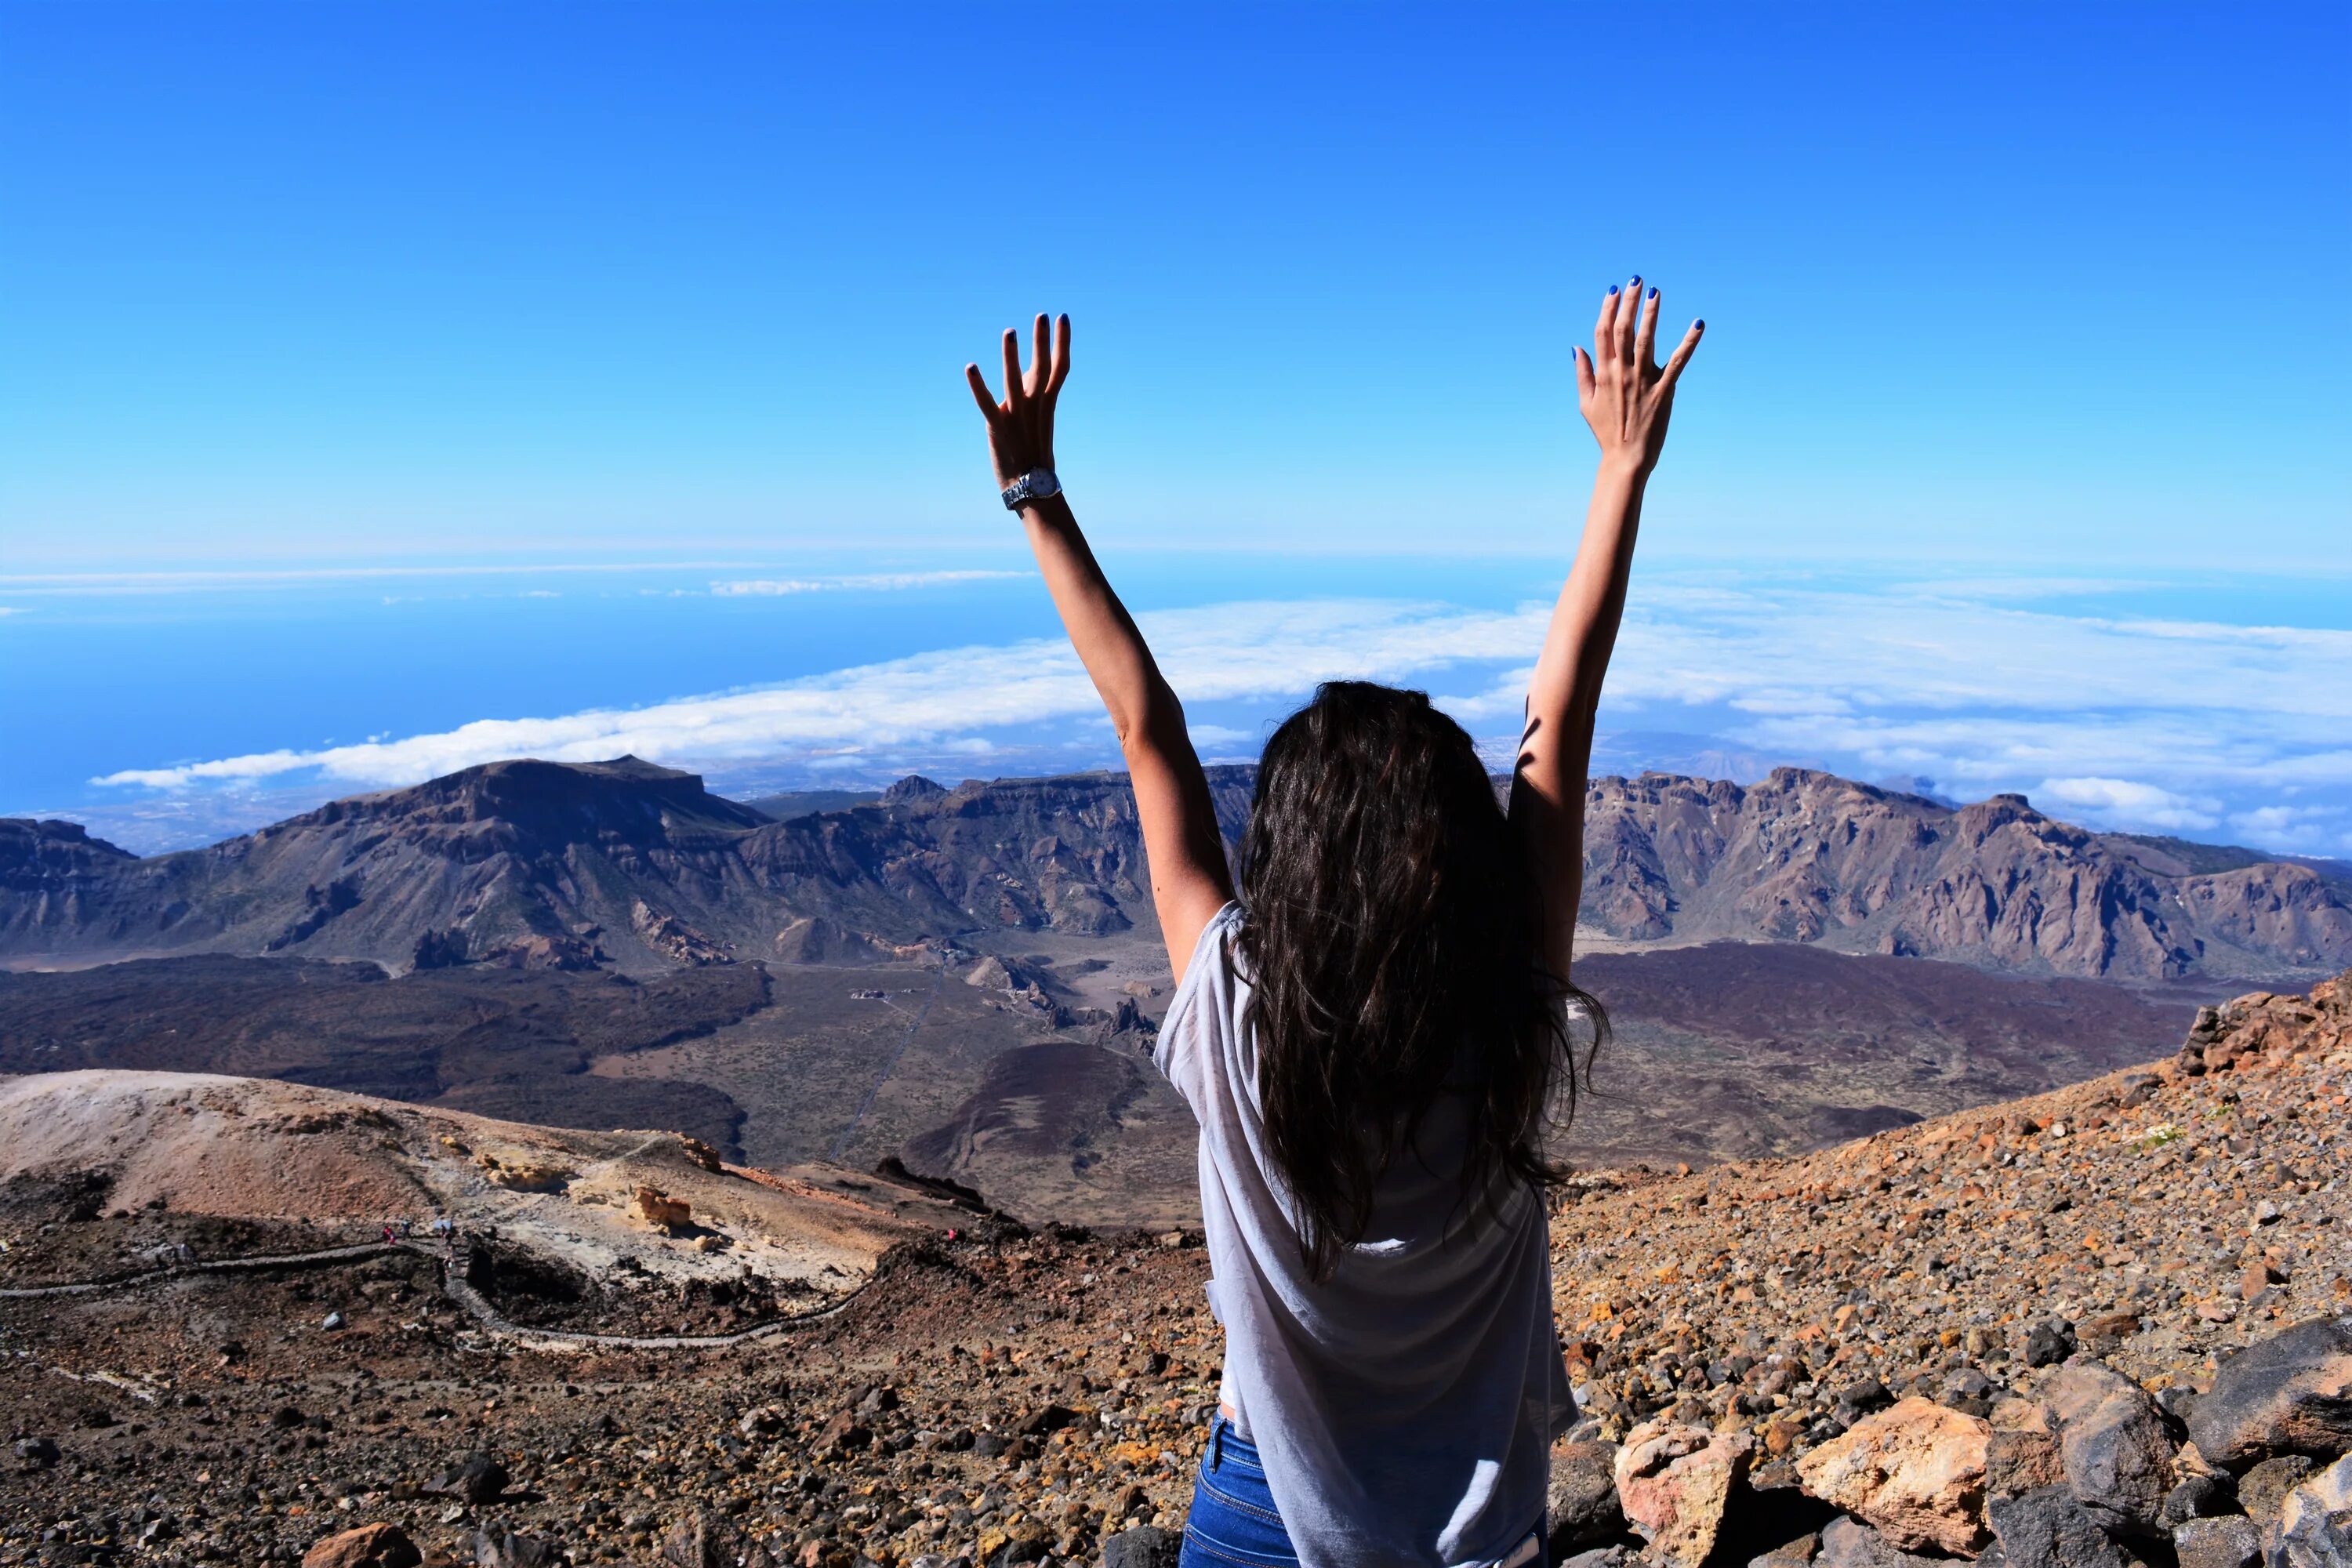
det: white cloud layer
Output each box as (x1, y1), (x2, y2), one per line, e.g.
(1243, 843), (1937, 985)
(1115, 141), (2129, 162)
(710, 571), (1027, 596)
(90, 577), (2352, 854)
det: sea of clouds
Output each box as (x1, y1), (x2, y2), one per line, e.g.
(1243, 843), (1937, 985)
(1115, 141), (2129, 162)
(79, 571), (2352, 857)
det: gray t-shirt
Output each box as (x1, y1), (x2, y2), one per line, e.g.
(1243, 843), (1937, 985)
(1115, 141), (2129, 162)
(1155, 903), (1572, 1568)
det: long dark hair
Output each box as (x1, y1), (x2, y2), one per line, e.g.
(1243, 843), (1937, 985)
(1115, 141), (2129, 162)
(1236, 681), (1605, 1279)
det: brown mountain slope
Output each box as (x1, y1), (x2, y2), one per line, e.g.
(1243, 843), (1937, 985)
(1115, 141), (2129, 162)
(2, 978), (2343, 1568)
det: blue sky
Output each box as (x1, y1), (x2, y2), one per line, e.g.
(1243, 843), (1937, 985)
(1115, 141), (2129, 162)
(2, 3), (2348, 854)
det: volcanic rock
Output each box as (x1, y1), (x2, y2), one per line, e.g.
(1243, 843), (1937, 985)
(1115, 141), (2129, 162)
(2243, 1456), (2323, 1526)
(1102, 1526), (1180, 1568)
(2274, 1454), (2352, 1567)
(1983, 1484), (2140, 1567)
(1545, 1438), (1624, 1553)
(1812, 1515), (1945, 1566)
(1795, 1396), (1989, 1555)
(2187, 1317), (2352, 1468)
(1613, 1420), (1754, 1566)
(430, 1451), (510, 1504)
(2004, 1358), (2176, 1536)
(473, 1529), (564, 1568)
(302, 1523), (424, 1568)
(2170, 1514), (2262, 1568)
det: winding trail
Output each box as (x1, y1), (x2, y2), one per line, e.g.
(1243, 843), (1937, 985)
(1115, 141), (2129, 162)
(0, 1239), (873, 1352)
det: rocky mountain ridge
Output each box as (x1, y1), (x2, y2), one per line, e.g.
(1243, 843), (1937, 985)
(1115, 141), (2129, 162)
(2, 759), (2346, 982)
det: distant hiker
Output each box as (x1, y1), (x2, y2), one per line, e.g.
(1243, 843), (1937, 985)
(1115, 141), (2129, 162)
(965, 285), (1701, 1568)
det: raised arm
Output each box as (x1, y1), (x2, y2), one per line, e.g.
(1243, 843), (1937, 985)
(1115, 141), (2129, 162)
(1511, 279), (1703, 982)
(964, 314), (1235, 981)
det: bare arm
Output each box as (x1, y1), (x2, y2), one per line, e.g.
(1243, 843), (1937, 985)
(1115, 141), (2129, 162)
(1511, 279), (1704, 982)
(964, 314), (1235, 981)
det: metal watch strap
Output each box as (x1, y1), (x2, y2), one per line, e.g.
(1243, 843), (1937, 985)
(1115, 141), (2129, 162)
(1000, 468), (1062, 510)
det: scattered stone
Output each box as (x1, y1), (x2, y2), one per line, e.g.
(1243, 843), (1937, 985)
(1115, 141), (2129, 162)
(302, 1523), (423, 1568)
(661, 1509), (777, 1568)
(1017, 1402), (1078, 1436)
(1795, 1396), (1990, 1555)
(322, 1310), (347, 1330)
(1545, 1438), (1624, 1554)
(1101, 1525), (1179, 1568)
(13, 1435), (60, 1470)
(738, 1406), (786, 1439)
(2020, 1322), (2077, 1370)
(2161, 1473), (2235, 1524)
(2187, 1318), (2352, 1469)
(2171, 1513), (2263, 1568)
(1613, 1420), (1754, 1567)
(430, 1452), (510, 1505)
(473, 1529), (564, 1568)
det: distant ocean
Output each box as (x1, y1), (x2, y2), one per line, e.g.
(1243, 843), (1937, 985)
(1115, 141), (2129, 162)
(5, 550), (2347, 858)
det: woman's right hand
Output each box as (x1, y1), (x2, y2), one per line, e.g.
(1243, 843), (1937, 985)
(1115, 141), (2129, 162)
(1577, 278), (1702, 476)
(964, 312), (1071, 492)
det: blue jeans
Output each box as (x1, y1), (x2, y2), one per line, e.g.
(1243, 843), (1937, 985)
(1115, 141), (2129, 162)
(1180, 1419), (1298, 1568)
(1178, 1419), (1548, 1568)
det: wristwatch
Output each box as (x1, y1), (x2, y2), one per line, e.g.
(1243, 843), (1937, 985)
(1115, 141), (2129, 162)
(1000, 468), (1062, 510)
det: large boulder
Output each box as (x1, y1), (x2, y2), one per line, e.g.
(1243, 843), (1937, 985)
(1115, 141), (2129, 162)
(1546, 1438), (1624, 1555)
(1997, 1359), (2177, 1537)
(2187, 1318), (2352, 1468)
(1984, 1484), (2142, 1567)
(2273, 1453), (2352, 1568)
(1795, 1396), (1990, 1555)
(302, 1525), (423, 1568)
(1613, 1420), (1755, 1568)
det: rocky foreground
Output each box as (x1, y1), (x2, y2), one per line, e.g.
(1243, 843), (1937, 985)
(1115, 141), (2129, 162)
(5, 975), (2350, 1568)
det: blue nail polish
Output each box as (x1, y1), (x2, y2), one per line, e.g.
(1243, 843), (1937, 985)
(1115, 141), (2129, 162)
(1694, 319), (1705, 329)
(1608, 285), (1619, 296)
(1647, 287), (1658, 300)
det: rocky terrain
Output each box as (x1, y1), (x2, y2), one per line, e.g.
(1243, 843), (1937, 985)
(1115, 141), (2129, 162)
(4, 760), (2345, 983)
(5, 972), (2347, 1568)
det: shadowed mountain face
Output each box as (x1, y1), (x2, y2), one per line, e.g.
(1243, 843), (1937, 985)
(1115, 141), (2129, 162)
(3, 757), (2344, 982)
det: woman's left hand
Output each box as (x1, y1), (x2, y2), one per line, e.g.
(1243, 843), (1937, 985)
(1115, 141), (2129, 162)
(1577, 279), (1701, 477)
(965, 313), (1072, 491)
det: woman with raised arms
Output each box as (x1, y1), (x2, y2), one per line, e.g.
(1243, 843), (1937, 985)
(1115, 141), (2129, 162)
(963, 280), (1703, 1568)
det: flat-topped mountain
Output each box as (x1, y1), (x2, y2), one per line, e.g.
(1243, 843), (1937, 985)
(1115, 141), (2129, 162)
(2, 757), (2345, 981)
(0, 759), (1255, 972)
